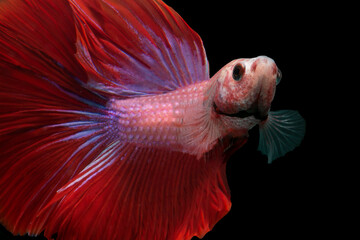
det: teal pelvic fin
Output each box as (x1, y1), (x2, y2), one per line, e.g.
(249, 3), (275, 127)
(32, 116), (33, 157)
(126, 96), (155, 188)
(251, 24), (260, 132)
(258, 110), (306, 163)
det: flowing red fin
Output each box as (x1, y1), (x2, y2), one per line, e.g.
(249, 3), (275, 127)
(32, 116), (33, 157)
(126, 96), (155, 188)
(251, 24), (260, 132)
(0, 0), (84, 82)
(0, 67), (109, 236)
(69, 0), (209, 97)
(40, 143), (230, 240)
(1, 1), (225, 239)
(0, 0), (108, 236)
(0, 64), (109, 236)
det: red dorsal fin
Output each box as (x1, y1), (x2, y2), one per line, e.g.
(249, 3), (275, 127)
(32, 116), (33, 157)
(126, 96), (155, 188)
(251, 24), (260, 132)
(69, 0), (209, 97)
(0, 0), (84, 83)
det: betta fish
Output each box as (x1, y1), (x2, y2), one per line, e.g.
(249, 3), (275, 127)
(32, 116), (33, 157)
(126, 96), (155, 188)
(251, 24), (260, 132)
(0, 0), (305, 239)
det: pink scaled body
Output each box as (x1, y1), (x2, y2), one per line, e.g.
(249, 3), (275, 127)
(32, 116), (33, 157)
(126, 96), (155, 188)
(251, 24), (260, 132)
(110, 81), (215, 157)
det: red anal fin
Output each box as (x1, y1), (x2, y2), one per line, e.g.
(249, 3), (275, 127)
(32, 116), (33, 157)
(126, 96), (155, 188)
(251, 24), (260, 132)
(41, 143), (231, 240)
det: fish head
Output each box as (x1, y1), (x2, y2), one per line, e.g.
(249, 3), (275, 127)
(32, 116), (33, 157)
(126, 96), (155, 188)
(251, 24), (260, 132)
(213, 56), (281, 122)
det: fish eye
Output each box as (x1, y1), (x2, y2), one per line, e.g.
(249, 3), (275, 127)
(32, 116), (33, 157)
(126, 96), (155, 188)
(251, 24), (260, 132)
(232, 63), (245, 81)
(276, 68), (282, 85)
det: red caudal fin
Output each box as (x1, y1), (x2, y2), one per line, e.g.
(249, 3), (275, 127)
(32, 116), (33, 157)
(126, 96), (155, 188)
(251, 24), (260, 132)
(0, 0), (107, 236)
(69, 0), (209, 97)
(42, 144), (231, 240)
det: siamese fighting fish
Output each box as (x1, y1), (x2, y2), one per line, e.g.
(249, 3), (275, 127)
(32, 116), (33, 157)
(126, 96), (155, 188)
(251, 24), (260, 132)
(0, 0), (305, 239)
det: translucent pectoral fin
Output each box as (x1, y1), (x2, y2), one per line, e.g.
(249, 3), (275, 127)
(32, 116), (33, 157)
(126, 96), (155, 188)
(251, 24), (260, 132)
(258, 110), (306, 163)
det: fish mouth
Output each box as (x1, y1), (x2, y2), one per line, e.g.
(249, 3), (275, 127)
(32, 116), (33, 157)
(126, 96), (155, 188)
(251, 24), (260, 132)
(213, 103), (268, 121)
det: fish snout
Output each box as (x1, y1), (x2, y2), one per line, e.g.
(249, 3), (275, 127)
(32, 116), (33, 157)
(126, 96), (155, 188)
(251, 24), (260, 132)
(250, 56), (277, 78)
(250, 56), (279, 119)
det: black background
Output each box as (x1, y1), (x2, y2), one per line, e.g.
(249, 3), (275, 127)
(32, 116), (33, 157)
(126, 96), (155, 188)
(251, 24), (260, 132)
(1, 0), (341, 239)
(172, 1), (328, 239)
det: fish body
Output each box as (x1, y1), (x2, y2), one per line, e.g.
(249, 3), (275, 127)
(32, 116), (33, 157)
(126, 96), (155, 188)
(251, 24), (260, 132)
(108, 56), (278, 158)
(109, 81), (213, 156)
(0, 0), (305, 239)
